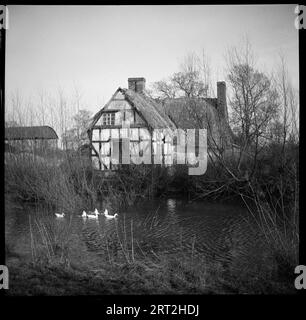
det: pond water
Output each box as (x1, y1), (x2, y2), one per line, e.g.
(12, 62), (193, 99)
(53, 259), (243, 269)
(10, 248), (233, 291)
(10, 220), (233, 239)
(5, 195), (267, 272)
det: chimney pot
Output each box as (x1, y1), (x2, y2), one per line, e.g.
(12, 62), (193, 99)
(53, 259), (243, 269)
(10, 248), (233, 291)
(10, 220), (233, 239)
(217, 81), (228, 120)
(128, 77), (146, 94)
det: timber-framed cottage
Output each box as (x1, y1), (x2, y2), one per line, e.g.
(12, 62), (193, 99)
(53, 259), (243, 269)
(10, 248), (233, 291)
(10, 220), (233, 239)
(88, 77), (232, 171)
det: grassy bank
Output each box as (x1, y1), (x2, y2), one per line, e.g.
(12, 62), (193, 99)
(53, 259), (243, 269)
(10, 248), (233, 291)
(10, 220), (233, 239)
(6, 248), (296, 295)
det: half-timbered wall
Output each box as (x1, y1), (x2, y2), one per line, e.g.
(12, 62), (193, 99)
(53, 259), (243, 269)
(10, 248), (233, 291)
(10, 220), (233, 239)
(90, 91), (176, 170)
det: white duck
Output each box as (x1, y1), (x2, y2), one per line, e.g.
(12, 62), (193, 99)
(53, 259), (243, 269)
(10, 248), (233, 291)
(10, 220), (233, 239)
(87, 209), (99, 219)
(104, 211), (118, 220)
(55, 212), (65, 218)
(95, 208), (103, 216)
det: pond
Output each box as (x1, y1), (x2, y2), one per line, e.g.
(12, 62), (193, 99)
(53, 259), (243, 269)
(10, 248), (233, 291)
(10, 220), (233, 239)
(5, 195), (267, 273)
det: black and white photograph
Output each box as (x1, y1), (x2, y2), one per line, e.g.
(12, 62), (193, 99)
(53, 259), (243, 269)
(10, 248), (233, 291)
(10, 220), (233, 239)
(1, 4), (302, 300)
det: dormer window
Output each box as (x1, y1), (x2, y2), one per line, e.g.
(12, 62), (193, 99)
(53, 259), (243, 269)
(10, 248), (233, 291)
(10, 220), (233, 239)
(102, 112), (115, 125)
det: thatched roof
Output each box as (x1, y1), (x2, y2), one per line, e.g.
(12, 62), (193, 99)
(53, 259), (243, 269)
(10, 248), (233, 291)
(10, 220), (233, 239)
(5, 126), (58, 140)
(160, 97), (234, 145)
(160, 97), (219, 129)
(89, 88), (177, 131)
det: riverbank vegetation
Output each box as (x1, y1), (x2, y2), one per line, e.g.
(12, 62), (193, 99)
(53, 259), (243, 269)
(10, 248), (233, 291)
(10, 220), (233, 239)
(5, 40), (299, 294)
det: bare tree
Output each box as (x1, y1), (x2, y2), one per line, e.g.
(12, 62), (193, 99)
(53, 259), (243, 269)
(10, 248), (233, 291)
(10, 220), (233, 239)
(152, 51), (212, 100)
(56, 86), (69, 149)
(36, 89), (47, 125)
(272, 54), (299, 148)
(199, 49), (214, 97)
(226, 41), (279, 175)
(152, 80), (177, 100)
(62, 109), (92, 150)
(10, 89), (24, 126)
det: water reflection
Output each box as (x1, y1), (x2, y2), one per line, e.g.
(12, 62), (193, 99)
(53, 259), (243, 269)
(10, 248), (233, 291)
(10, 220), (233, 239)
(167, 198), (176, 214)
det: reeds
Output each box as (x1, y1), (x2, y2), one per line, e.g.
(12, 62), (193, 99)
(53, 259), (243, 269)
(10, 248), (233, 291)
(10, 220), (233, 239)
(5, 152), (164, 214)
(28, 214), (72, 267)
(240, 179), (299, 281)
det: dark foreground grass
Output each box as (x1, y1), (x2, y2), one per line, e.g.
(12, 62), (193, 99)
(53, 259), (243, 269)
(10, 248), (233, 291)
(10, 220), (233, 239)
(5, 251), (212, 295)
(6, 261), (296, 296)
(6, 243), (297, 296)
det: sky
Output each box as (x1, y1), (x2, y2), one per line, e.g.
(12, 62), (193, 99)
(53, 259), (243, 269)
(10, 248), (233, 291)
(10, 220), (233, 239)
(5, 5), (299, 118)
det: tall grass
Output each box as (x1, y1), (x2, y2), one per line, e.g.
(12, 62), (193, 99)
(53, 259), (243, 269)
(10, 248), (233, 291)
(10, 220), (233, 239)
(6, 160), (82, 211)
(241, 183), (299, 281)
(28, 213), (73, 267)
(6, 152), (107, 212)
(4, 151), (173, 216)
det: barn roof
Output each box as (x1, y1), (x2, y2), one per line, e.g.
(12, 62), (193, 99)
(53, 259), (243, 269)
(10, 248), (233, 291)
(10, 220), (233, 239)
(5, 126), (58, 140)
(89, 88), (177, 131)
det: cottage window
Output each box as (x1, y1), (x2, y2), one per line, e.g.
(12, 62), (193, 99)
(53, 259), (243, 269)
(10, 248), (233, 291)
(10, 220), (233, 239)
(102, 113), (115, 125)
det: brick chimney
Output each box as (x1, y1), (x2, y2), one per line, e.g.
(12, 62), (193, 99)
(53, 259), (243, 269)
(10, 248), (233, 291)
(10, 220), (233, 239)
(217, 81), (228, 120)
(128, 77), (146, 94)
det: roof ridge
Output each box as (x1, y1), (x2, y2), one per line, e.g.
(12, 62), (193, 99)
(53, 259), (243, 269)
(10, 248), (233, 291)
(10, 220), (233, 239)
(5, 126), (58, 140)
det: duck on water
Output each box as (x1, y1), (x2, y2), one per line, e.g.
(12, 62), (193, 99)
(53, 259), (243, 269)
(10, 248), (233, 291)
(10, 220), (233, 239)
(104, 209), (118, 220)
(81, 209), (118, 220)
(55, 212), (65, 218)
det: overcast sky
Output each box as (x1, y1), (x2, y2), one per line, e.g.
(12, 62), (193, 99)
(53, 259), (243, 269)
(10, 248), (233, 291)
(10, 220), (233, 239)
(6, 5), (299, 116)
